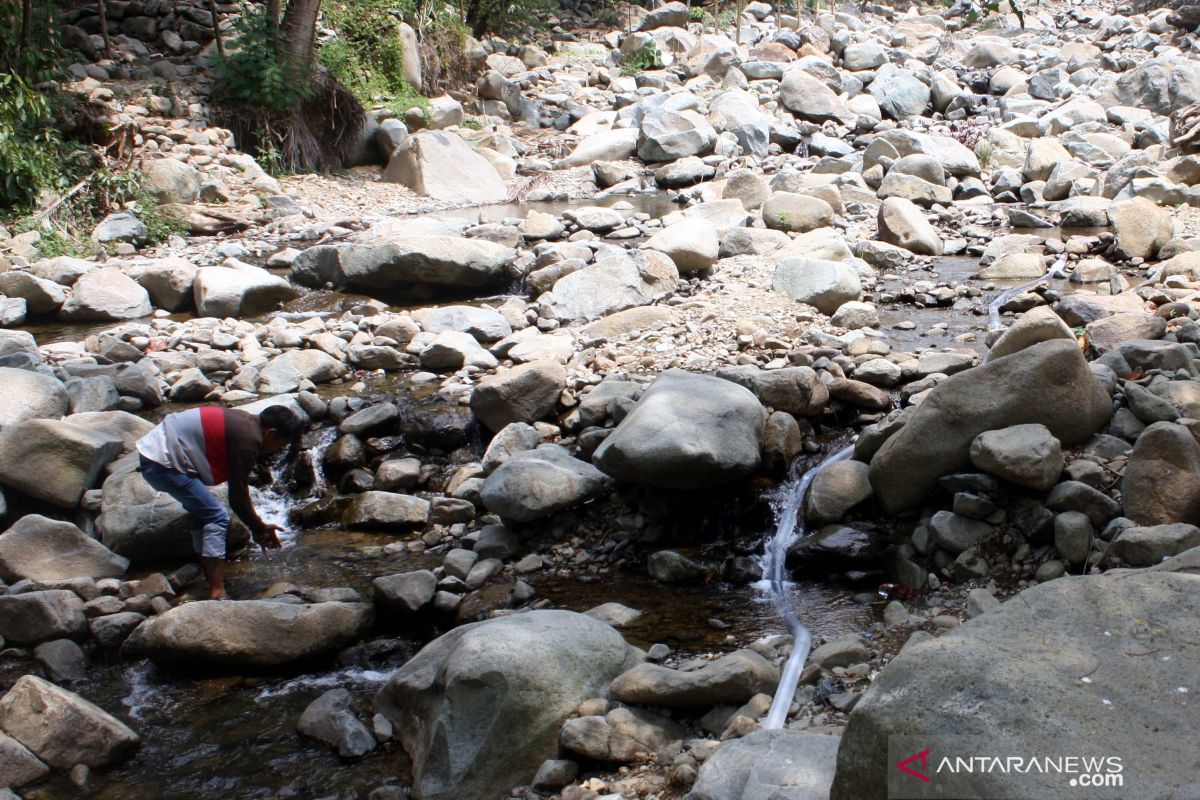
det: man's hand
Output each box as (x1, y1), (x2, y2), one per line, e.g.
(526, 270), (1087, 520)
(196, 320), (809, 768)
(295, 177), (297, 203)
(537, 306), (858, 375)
(255, 522), (283, 551)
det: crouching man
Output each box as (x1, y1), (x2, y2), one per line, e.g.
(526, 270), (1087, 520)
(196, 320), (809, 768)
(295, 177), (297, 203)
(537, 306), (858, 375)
(135, 405), (303, 599)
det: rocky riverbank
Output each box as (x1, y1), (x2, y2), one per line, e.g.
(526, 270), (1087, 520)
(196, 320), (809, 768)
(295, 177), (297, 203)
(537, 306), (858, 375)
(5, 0), (1200, 797)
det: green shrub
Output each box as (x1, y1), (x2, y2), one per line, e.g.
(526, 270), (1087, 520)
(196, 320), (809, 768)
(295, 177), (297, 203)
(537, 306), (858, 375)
(620, 41), (663, 76)
(689, 5), (708, 21)
(0, 73), (66, 213)
(319, 0), (426, 112)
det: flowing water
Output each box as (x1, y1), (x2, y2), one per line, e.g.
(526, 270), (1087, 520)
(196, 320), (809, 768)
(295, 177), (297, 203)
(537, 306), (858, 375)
(758, 445), (857, 730)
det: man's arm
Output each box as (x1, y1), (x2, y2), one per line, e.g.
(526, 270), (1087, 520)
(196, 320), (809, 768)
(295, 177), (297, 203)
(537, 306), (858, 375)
(226, 445), (272, 544)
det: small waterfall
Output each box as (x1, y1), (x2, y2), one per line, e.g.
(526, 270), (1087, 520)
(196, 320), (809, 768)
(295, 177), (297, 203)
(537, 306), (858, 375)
(987, 257), (1067, 329)
(122, 661), (164, 721)
(759, 445), (855, 730)
(249, 425), (338, 548)
(253, 666), (391, 702)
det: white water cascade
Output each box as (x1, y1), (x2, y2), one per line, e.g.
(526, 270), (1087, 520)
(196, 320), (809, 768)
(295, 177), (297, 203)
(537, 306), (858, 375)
(249, 425), (338, 548)
(759, 444), (856, 730)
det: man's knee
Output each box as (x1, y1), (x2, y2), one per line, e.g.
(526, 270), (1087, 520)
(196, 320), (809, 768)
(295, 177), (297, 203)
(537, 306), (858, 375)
(196, 503), (229, 530)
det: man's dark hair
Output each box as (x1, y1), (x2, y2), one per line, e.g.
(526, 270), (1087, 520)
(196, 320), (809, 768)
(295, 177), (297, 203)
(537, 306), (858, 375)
(259, 406), (304, 438)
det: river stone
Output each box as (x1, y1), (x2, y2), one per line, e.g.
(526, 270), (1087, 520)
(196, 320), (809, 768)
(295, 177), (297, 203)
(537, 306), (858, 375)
(142, 157), (200, 204)
(762, 193), (835, 234)
(804, 460), (872, 525)
(480, 445), (612, 523)
(877, 198), (942, 256)
(0, 590), (87, 645)
(642, 218), (719, 272)
(342, 491), (432, 528)
(373, 609), (641, 800)
(59, 267), (152, 321)
(411, 306), (512, 342)
(987, 306), (1074, 361)
(384, 130), (507, 203)
(124, 600), (373, 668)
(969, 424), (1064, 490)
(646, 549), (715, 583)
(374, 570), (437, 614)
(1111, 197), (1174, 260)
(0, 514), (128, 582)
(469, 360), (566, 431)
(0, 418), (123, 507)
(687, 728), (840, 800)
(0, 367), (68, 427)
(710, 89), (771, 158)
(0, 729), (48, 789)
(779, 70), (853, 125)
(0, 297), (25, 326)
(0, 675), (139, 769)
(593, 369), (766, 489)
(30, 256), (95, 287)
(869, 65), (930, 119)
(870, 340), (1111, 513)
(291, 236), (514, 296)
(258, 349), (348, 394)
(561, 705), (684, 763)
(718, 366), (829, 417)
(0, 271), (66, 315)
(556, 128), (640, 168)
(1110, 523), (1200, 566)
(96, 468), (250, 561)
(1121, 421), (1200, 526)
(637, 108), (717, 163)
(298, 688), (376, 758)
(609, 649), (779, 711)
(772, 257), (862, 315)
(540, 251), (678, 323)
(193, 264), (298, 317)
(829, 571), (1200, 800)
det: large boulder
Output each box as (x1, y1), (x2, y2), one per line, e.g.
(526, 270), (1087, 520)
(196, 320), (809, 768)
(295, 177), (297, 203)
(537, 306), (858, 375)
(710, 89), (771, 158)
(762, 193), (835, 234)
(637, 108), (717, 163)
(642, 218), (720, 272)
(969, 424), (1064, 490)
(772, 258), (862, 315)
(480, 445), (613, 523)
(0, 419), (122, 507)
(291, 236), (514, 296)
(0, 675), (139, 769)
(830, 572), (1200, 800)
(124, 600), (373, 668)
(142, 157), (201, 204)
(373, 610), (642, 800)
(610, 649), (778, 710)
(0, 271), (66, 315)
(0, 729), (48, 789)
(0, 514), (128, 582)
(593, 370), (767, 489)
(869, 340), (1112, 513)
(383, 131), (507, 203)
(687, 729), (840, 800)
(137, 256), (198, 311)
(779, 70), (853, 125)
(193, 264), (298, 317)
(1121, 421), (1200, 526)
(0, 590), (87, 644)
(1110, 197), (1174, 261)
(868, 65), (931, 119)
(58, 267), (152, 321)
(877, 198), (942, 256)
(0, 368), (68, 428)
(469, 360), (566, 431)
(96, 467), (250, 561)
(258, 349), (348, 394)
(539, 251), (678, 322)
(556, 129), (640, 168)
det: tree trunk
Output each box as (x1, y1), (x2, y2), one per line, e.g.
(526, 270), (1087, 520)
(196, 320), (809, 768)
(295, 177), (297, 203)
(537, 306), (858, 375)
(17, 0), (32, 75)
(98, 0), (114, 59)
(267, 0), (281, 32)
(208, 0), (225, 57)
(280, 0), (322, 71)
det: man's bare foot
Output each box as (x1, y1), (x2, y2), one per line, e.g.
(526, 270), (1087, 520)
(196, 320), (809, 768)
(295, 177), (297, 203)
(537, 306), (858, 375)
(200, 556), (227, 601)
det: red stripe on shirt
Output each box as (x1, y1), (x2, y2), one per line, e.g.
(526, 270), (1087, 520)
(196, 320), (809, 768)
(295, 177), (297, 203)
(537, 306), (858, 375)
(199, 406), (229, 484)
